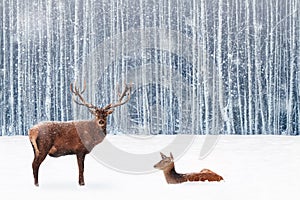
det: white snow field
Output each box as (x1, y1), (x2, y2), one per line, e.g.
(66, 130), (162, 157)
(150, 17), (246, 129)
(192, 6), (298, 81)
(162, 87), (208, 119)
(0, 135), (299, 200)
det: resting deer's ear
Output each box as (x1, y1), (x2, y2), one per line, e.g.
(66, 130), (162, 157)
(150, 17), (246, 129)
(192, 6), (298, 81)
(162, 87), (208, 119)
(160, 152), (167, 159)
(170, 152), (174, 160)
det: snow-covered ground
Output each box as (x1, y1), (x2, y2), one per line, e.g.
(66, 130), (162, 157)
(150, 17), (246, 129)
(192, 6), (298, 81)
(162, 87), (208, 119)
(0, 135), (299, 200)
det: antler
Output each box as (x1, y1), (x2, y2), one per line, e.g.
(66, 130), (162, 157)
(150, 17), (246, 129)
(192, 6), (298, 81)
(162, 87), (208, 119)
(70, 80), (97, 109)
(103, 82), (132, 110)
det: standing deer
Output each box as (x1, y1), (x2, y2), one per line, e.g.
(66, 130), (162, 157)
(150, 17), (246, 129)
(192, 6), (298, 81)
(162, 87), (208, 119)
(29, 81), (131, 186)
(154, 152), (223, 184)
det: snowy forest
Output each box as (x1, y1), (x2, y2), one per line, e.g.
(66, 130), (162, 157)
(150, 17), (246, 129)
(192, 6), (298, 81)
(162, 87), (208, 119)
(0, 0), (299, 136)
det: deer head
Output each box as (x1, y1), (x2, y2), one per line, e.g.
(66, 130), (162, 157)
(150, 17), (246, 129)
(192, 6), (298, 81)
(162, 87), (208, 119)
(70, 80), (132, 128)
(154, 152), (174, 170)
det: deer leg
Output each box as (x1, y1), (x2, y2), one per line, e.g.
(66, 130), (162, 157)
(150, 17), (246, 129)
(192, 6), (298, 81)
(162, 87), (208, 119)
(32, 152), (48, 187)
(76, 153), (86, 186)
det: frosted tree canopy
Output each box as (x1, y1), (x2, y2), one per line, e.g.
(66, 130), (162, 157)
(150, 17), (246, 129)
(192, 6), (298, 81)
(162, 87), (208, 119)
(0, 0), (299, 135)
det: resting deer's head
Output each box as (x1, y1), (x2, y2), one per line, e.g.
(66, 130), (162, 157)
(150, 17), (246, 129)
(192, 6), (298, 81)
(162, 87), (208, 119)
(154, 152), (175, 171)
(70, 81), (132, 128)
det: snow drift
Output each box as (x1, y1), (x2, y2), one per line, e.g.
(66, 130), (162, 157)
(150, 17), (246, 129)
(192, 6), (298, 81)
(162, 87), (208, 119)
(0, 134), (299, 200)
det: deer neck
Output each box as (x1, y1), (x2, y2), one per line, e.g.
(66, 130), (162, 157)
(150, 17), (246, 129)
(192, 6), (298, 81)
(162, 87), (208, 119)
(73, 120), (107, 148)
(163, 163), (187, 184)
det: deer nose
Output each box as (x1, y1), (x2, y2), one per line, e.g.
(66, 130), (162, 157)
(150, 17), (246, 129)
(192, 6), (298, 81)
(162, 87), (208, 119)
(99, 119), (105, 125)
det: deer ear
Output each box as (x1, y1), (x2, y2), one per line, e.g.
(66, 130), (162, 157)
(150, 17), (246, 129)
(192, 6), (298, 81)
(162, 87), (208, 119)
(89, 109), (96, 115)
(106, 110), (114, 115)
(160, 152), (167, 159)
(170, 152), (174, 160)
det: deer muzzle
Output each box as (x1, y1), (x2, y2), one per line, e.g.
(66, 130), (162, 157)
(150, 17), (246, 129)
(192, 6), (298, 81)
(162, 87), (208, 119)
(98, 119), (106, 127)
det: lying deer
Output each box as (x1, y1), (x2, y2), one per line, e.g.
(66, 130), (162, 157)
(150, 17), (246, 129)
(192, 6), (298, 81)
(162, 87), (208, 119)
(154, 152), (223, 184)
(29, 81), (131, 186)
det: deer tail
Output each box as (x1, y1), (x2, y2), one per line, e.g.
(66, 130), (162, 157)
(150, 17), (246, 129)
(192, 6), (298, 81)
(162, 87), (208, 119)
(29, 128), (40, 157)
